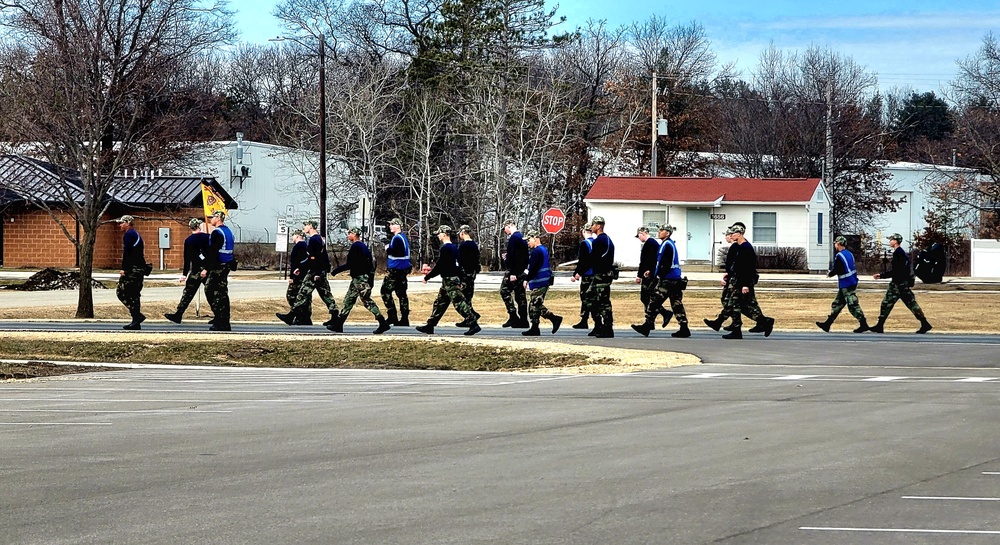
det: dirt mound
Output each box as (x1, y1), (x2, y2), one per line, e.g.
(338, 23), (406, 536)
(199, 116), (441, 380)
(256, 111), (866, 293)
(10, 268), (106, 291)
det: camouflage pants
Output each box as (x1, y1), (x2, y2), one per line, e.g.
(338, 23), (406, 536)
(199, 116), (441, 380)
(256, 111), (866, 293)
(500, 273), (527, 315)
(578, 275), (594, 319)
(583, 272), (614, 326)
(827, 285), (866, 322)
(639, 275), (657, 309)
(879, 281), (926, 322)
(716, 277), (742, 326)
(116, 268), (145, 318)
(528, 286), (554, 323)
(293, 273), (338, 315)
(341, 274), (381, 318)
(644, 279), (687, 325)
(427, 276), (475, 325)
(724, 285), (765, 323)
(204, 268), (230, 322)
(380, 269), (410, 316)
(175, 270), (206, 314)
(461, 275), (476, 305)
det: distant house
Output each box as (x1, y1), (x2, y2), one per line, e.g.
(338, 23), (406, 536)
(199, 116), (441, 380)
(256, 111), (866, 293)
(583, 176), (830, 271)
(0, 154), (237, 269)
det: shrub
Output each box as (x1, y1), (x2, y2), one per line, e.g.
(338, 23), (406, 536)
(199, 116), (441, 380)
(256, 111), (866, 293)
(717, 246), (807, 270)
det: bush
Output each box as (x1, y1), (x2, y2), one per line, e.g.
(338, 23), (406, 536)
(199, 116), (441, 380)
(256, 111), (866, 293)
(716, 246), (807, 270)
(234, 242), (280, 270)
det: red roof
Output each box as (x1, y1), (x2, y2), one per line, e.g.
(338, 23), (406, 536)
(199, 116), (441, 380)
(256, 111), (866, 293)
(585, 176), (822, 204)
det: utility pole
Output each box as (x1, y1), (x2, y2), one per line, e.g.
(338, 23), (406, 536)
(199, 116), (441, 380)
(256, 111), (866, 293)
(651, 72), (657, 177)
(825, 78), (835, 256)
(318, 32), (327, 238)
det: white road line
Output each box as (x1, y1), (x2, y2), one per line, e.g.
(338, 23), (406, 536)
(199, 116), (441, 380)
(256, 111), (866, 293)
(955, 377), (997, 382)
(902, 495), (1000, 501)
(3, 409), (232, 414)
(683, 373), (728, 379)
(772, 375), (816, 380)
(0, 422), (112, 426)
(983, 472), (1000, 475)
(801, 527), (1000, 535)
(863, 376), (905, 382)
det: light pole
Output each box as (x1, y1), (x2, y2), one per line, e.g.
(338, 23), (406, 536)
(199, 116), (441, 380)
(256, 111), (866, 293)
(270, 33), (328, 237)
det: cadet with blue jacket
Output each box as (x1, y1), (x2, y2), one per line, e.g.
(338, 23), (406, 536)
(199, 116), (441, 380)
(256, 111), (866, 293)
(521, 230), (562, 336)
(201, 210), (235, 331)
(381, 217), (412, 326)
(816, 236), (869, 333)
(415, 225), (481, 336)
(631, 224), (690, 338)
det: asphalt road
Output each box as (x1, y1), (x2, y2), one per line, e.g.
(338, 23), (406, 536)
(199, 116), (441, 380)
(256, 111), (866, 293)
(2, 325), (1000, 544)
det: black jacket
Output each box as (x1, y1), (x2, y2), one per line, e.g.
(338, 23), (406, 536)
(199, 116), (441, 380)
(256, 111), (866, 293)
(590, 233), (615, 274)
(331, 241), (374, 278)
(121, 228), (146, 271)
(306, 233), (331, 274)
(638, 238), (660, 279)
(183, 232), (210, 276)
(733, 241), (758, 289)
(288, 240), (308, 281)
(425, 242), (462, 280)
(458, 240), (480, 278)
(573, 239), (593, 277)
(505, 232), (529, 275)
(883, 246), (911, 283)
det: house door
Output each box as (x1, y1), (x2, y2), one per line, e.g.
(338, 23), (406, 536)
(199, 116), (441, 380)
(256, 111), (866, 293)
(686, 208), (711, 261)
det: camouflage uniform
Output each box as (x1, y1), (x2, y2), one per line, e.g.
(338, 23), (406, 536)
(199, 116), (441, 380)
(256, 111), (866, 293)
(718, 276), (742, 327)
(578, 275), (595, 320)
(725, 284), (766, 322)
(176, 270), (207, 314)
(584, 272), (614, 326)
(878, 281), (925, 322)
(204, 268), (230, 321)
(426, 276), (475, 325)
(117, 268), (145, 318)
(644, 278), (687, 325)
(528, 286), (553, 322)
(829, 285), (866, 321)
(341, 274), (381, 317)
(380, 269), (409, 317)
(294, 273), (338, 315)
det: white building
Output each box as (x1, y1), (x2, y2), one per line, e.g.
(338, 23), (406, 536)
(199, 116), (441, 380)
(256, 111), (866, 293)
(873, 161), (981, 245)
(584, 176), (831, 270)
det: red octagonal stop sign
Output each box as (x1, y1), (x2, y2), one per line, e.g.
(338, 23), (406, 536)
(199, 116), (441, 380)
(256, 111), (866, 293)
(541, 207), (566, 234)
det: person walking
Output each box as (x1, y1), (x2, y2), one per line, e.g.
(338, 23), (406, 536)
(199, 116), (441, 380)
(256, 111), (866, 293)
(326, 228), (390, 334)
(586, 216), (616, 338)
(282, 229), (312, 324)
(277, 220), (338, 327)
(522, 229), (562, 336)
(703, 227), (742, 333)
(164, 218), (210, 324)
(871, 233), (932, 334)
(415, 226), (481, 336)
(631, 224), (690, 338)
(500, 220), (530, 328)
(380, 217), (412, 326)
(635, 226), (667, 325)
(816, 236), (869, 333)
(570, 227), (595, 330)
(115, 215), (148, 330)
(455, 225), (481, 327)
(200, 210), (235, 331)
(721, 223), (774, 340)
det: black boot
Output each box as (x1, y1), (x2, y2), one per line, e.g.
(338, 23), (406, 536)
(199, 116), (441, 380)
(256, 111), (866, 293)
(723, 321), (740, 332)
(548, 314), (562, 334)
(515, 305), (530, 328)
(854, 318), (869, 333)
(571, 318), (589, 329)
(762, 317), (775, 337)
(722, 326), (743, 340)
(415, 323), (435, 335)
(816, 318), (833, 332)
(397, 311), (409, 327)
(588, 317), (602, 337)
(502, 312), (518, 328)
(326, 314), (345, 333)
(164, 311), (182, 324)
(748, 321), (766, 333)
(916, 319), (932, 334)
(595, 324), (615, 338)
(123, 320), (141, 330)
(869, 317), (886, 333)
(671, 323), (691, 338)
(703, 317), (724, 332)
(373, 315), (390, 335)
(631, 321), (653, 337)
(660, 309), (673, 328)
(294, 311), (313, 326)
(322, 311), (337, 327)
(386, 308), (398, 326)
(276, 312), (295, 325)
(210, 322), (231, 331)
(522, 322), (541, 336)
(464, 322), (481, 336)
(456, 317), (471, 327)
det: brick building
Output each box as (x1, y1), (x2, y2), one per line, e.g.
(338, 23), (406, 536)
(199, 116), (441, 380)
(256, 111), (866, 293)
(0, 154), (237, 269)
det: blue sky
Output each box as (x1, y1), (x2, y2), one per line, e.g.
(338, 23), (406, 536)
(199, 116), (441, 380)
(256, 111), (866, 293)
(234, 0), (1000, 93)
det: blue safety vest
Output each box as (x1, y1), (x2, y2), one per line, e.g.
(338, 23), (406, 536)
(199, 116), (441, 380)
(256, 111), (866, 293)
(836, 249), (858, 289)
(216, 225), (235, 263)
(387, 233), (411, 270)
(527, 246), (552, 290)
(654, 238), (682, 280)
(582, 238), (594, 276)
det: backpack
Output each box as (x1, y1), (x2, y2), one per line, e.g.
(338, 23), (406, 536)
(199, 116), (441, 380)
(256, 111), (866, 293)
(913, 242), (946, 284)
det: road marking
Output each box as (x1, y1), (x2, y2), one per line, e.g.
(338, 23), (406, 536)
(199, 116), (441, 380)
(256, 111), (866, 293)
(771, 375), (816, 380)
(801, 527), (1000, 535)
(983, 472), (1000, 475)
(862, 376), (905, 382)
(683, 373), (728, 379)
(902, 495), (1000, 501)
(3, 409), (232, 414)
(955, 377), (997, 382)
(0, 422), (112, 426)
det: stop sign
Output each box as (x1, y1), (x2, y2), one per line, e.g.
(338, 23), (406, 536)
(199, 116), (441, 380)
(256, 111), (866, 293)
(541, 207), (566, 234)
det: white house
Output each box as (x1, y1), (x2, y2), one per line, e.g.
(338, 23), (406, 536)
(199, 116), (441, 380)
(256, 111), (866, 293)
(874, 161), (982, 244)
(584, 176), (831, 270)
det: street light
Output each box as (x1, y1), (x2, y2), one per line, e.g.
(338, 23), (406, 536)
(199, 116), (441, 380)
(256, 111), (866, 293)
(270, 33), (328, 238)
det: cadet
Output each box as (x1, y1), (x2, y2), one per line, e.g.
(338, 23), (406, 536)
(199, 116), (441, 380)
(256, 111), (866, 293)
(721, 223), (774, 339)
(816, 236), (869, 333)
(703, 227), (741, 332)
(587, 216), (616, 338)
(871, 233), (932, 334)
(381, 217), (412, 326)
(500, 220), (530, 328)
(570, 227), (595, 329)
(455, 225), (481, 327)
(416, 226), (481, 336)
(164, 218), (210, 324)
(522, 230), (562, 336)
(200, 210), (235, 331)
(327, 228), (390, 334)
(283, 229), (312, 324)
(635, 226), (661, 320)
(278, 220), (338, 327)
(631, 225), (690, 338)
(115, 215), (148, 330)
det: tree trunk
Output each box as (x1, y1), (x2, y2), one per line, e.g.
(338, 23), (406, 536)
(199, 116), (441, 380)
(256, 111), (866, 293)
(74, 226), (97, 319)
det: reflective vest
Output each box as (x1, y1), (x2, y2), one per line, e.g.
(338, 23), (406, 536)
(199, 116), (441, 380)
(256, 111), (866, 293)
(216, 225), (235, 263)
(527, 246), (552, 290)
(836, 249), (858, 289)
(582, 238), (594, 276)
(654, 238), (682, 280)
(387, 233), (411, 270)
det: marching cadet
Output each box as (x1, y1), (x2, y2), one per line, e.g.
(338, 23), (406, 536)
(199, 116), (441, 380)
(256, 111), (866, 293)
(164, 218), (210, 324)
(201, 210), (235, 331)
(635, 226), (660, 320)
(381, 217), (412, 326)
(816, 236), (869, 333)
(721, 223), (774, 340)
(631, 224), (690, 338)
(455, 225), (481, 327)
(570, 227), (594, 329)
(704, 227), (742, 332)
(326, 228), (390, 334)
(277, 220), (338, 327)
(522, 230), (562, 336)
(283, 229), (311, 324)
(587, 216), (616, 338)
(500, 220), (530, 328)
(415, 226), (481, 336)
(871, 233), (932, 334)
(115, 215), (148, 330)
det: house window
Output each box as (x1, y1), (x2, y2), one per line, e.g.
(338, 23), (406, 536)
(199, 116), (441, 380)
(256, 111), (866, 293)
(642, 209), (666, 230)
(753, 212), (777, 243)
(817, 213), (823, 245)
